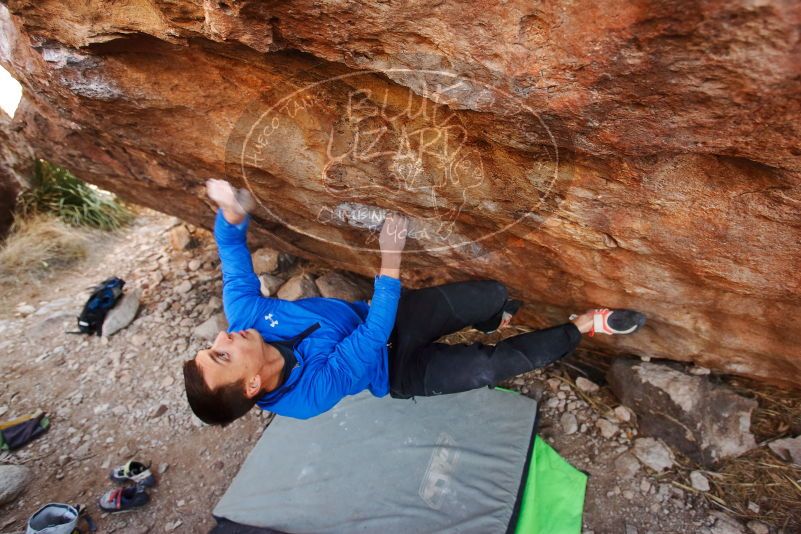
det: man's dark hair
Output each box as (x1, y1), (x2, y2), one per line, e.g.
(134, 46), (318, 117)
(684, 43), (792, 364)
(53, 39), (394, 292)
(183, 358), (258, 427)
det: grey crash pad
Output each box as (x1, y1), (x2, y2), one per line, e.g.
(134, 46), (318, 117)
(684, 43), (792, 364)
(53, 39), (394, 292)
(213, 388), (539, 534)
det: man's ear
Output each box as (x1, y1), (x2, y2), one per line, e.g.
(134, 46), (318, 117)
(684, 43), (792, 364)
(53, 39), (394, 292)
(245, 374), (262, 399)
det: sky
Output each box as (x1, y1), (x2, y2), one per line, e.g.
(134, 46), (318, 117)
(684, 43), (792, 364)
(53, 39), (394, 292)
(0, 64), (22, 117)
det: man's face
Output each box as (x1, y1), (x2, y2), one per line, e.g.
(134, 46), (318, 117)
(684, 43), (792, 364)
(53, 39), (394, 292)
(195, 329), (265, 395)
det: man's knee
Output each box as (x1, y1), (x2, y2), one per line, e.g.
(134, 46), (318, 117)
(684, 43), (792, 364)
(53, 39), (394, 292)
(480, 280), (507, 310)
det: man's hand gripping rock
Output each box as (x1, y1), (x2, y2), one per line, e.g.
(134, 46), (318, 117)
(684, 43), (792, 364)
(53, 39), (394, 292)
(378, 212), (408, 280)
(206, 179), (255, 225)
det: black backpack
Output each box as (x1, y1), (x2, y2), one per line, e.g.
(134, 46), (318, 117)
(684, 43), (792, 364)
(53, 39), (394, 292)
(76, 277), (125, 335)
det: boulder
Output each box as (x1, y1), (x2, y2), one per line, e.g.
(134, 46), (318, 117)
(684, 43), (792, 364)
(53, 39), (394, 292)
(194, 313), (228, 342)
(0, 464), (31, 505)
(277, 274), (320, 301)
(314, 271), (370, 301)
(2, 0), (801, 387)
(608, 360), (758, 467)
(101, 289), (141, 337)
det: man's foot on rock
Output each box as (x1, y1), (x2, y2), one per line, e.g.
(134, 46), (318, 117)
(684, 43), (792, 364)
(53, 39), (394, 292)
(570, 308), (646, 336)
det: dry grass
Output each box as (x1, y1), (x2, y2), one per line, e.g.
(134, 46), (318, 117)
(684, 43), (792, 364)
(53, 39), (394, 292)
(0, 214), (89, 283)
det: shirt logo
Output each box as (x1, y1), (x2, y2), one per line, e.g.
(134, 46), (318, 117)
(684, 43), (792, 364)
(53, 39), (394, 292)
(265, 313), (279, 328)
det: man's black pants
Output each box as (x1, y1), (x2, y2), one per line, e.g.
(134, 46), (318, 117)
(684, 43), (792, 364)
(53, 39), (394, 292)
(389, 280), (582, 398)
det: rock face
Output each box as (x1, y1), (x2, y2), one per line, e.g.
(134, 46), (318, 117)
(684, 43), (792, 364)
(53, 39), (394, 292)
(0, 108), (32, 239)
(1, 1), (800, 385)
(608, 360), (758, 467)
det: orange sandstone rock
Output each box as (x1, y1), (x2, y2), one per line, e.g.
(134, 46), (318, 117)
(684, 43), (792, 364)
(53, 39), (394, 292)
(0, 1), (799, 385)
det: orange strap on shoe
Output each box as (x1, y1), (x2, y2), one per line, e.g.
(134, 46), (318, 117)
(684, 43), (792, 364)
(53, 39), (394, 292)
(590, 308), (613, 337)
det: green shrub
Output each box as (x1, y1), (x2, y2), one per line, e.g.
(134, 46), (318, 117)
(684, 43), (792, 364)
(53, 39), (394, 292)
(17, 159), (133, 231)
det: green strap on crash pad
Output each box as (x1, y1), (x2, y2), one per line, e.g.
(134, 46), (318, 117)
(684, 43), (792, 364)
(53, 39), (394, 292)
(516, 437), (587, 534)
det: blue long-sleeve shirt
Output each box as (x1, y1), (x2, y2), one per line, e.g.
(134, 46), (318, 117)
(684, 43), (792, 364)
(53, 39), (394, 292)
(213, 210), (401, 419)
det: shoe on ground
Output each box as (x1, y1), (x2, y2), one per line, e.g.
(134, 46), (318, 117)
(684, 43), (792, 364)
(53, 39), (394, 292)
(98, 484), (150, 513)
(110, 460), (156, 487)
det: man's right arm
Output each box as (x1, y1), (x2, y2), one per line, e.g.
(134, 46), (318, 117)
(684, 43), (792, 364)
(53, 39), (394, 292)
(295, 274), (402, 418)
(207, 180), (262, 324)
(295, 213), (408, 417)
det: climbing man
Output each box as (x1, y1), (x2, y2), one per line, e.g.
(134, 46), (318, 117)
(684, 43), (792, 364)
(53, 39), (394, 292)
(183, 179), (646, 425)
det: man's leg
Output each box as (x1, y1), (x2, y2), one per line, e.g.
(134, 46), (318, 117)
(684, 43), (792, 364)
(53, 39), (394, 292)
(402, 323), (582, 397)
(396, 280), (509, 345)
(390, 280), (511, 396)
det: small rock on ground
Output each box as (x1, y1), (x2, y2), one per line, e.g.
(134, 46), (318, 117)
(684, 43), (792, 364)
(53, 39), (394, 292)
(596, 418), (619, 438)
(560, 412), (578, 434)
(746, 520), (769, 534)
(613, 452), (641, 479)
(632, 437), (675, 472)
(614, 405), (632, 422)
(251, 247), (281, 274)
(705, 511), (746, 534)
(576, 377), (599, 393)
(0, 464), (31, 505)
(194, 313), (228, 341)
(690, 470), (710, 491)
(169, 225), (192, 250)
(259, 274), (285, 297)
(767, 435), (801, 465)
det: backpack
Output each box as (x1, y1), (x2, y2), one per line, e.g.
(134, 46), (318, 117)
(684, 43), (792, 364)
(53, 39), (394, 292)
(76, 277), (125, 335)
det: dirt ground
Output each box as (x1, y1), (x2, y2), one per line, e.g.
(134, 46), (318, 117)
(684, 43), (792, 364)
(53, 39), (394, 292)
(0, 210), (775, 533)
